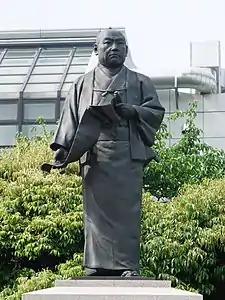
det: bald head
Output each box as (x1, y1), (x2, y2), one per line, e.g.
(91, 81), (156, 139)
(96, 29), (126, 45)
(94, 29), (128, 69)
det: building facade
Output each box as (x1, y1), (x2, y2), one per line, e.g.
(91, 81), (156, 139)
(0, 28), (224, 149)
(0, 28), (105, 146)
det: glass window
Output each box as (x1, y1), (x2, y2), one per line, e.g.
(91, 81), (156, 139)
(22, 124), (57, 138)
(25, 83), (58, 93)
(5, 49), (37, 58)
(1, 58), (33, 66)
(0, 125), (18, 146)
(32, 66), (66, 75)
(65, 73), (82, 83)
(23, 84), (58, 99)
(0, 92), (19, 99)
(0, 75), (25, 84)
(0, 103), (17, 120)
(24, 103), (55, 120)
(71, 56), (90, 65)
(40, 48), (72, 57)
(0, 66), (30, 75)
(36, 57), (68, 66)
(28, 74), (62, 84)
(0, 85), (21, 93)
(68, 65), (87, 74)
(75, 47), (93, 57)
(23, 91), (57, 99)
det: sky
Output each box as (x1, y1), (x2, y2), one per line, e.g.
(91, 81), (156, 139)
(1, 0), (225, 76)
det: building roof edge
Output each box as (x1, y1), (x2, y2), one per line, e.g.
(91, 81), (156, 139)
(0, 27), (126, 41)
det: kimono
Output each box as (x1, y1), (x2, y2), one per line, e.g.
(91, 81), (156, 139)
(50, 64), (165, 273)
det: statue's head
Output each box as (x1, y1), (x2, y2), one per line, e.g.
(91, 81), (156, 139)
(94, 28), (128, 69)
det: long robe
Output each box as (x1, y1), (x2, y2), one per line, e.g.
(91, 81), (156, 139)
(51, 64), (165, 272)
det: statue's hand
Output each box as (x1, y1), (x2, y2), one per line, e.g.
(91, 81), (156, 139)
(115, 103), (137, 120)
(54, 147), (68, 163)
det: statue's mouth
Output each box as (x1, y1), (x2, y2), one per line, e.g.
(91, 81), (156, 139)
(109, 53), (120, 58)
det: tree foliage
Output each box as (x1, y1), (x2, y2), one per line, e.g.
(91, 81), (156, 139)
(144, 101), (225, 198)
(0, 125), (84, 299)
(141, 180), (225, 298)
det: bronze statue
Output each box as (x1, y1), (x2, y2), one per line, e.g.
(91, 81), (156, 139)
(42, 29), (165, 277)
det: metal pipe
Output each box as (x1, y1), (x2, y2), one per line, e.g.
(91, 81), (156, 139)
(151, 71), (217, 94)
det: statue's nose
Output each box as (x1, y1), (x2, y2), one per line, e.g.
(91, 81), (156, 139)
(111, 42), (118, 50)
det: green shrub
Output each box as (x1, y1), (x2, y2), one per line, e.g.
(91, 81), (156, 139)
(141, 179), (225, 298)
(0, 269), (59, 300)
(0, 124), (84, 291)
(1, 107), (225, 299)
(0, 254), (84, 300)
(144, 101), (225, 198)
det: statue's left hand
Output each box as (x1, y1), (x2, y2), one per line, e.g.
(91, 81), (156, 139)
(54, 147), (68, 163)
(115, 103), (137, 120)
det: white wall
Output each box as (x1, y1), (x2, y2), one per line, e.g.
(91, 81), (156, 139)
(158, 90), (225, 149)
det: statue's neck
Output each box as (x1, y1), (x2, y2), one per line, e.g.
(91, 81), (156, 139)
(98, 63), (123, 77)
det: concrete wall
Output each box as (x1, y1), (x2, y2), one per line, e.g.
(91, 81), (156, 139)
(157, 90), (225, 149)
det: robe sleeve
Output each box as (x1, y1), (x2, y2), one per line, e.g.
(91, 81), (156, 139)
(50, 82), (79, 152)
(132, 76), (165, 147)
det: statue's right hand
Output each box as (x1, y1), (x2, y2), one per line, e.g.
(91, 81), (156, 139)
(54, 147), (68, 162)
(112, 91), (122, 107)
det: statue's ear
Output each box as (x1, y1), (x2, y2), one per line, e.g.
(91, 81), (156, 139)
(125, 45), (128, 57)
(93, 43), (98, 56)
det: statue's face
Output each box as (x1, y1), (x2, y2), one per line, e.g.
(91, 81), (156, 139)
(94, 30), (128, 68)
